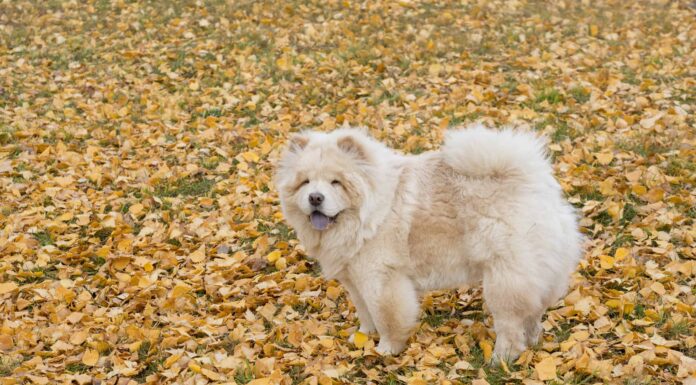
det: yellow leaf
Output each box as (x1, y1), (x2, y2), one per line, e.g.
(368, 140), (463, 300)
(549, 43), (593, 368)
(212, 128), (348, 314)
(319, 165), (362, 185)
(631, 184), (647, 195)
(96, 246), (110, 258)
(428, 63), (442, 76)
(605, 299), (621, 309)
(614, 247), (629, 260)
(0, 282), (18, 295)
(241, 151), (260, 163)
(266, 250), (281, 263)
(164, 353), (182, 368)
(117, 238), (132, 253)
(535, 356), (557, 381)
(479, 339), (493, 362)
(201, 368), (222, 381)
(650, 282), (666, 295)
(247, 379), (272, 385)
(645, 188), (664, 203)
(112, 257), (130, 270)
(276, 55), (291, 71)
(275, 257), (287, 270)
(589, 24), (599, 37)
(353, 331), (368, 348)
(595, 152), (613, 165)
(82, 349), (99, 366)
(128, 203), (144, 216)
(326, 286), (341, 301)
(190, 245), (206, 263)
(171, 284), (191, 298)
(598, 178), (615, 196)
(0, 334), (14, 351)
(188, 361), (202, 373)
(57, 212), (74, 222)
(599, 255), (615, 269)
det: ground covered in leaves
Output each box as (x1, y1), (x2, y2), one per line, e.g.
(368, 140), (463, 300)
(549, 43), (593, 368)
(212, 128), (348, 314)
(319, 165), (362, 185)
(0, 0), (695, 384)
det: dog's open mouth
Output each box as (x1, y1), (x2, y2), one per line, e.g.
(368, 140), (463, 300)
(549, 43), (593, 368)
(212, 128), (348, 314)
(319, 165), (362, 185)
(310, 211), (337, 231)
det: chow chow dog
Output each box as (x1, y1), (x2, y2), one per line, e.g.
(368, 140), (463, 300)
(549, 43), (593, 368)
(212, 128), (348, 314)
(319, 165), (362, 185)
(275, 124), (582, 362)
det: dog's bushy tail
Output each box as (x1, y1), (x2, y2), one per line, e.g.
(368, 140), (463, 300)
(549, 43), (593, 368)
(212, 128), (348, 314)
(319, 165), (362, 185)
(441, 124), (551, 183)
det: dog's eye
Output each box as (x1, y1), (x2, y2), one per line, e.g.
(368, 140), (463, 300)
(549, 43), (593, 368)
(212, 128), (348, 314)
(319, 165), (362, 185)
(331, 180), (342, 186)
(297, 180), (309, 190)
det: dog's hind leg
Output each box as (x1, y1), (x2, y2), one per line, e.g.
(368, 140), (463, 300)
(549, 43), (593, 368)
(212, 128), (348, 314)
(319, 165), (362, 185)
(483, 264), (546, 364)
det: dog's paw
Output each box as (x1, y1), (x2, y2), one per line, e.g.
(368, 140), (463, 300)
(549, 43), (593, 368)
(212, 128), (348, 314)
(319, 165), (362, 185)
(375, 340), (405, 356)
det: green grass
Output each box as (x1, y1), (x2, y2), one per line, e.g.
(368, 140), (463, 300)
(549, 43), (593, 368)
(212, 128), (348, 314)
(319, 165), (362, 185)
(535, 88), (564, 104)
(32, 230), (53, 246)
(85, 256), (106, 276)
(154, 176), (215, 198)
(423, 308), (450, 327)
(554, 322), (574, 342)
(94, 227), (113, 243)
(66, 362), (90, 373)
(0, 355), (23, 376)
(666, 320), (690, 339)
(16, 266), (58, 284)
(621, 204), (637, 224)
(234, 362), (255, 384)
(570, 86), (590, 103)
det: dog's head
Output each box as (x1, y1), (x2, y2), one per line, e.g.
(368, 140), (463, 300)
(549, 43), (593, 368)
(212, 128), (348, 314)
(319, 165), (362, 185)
(275, 129), (376, 235)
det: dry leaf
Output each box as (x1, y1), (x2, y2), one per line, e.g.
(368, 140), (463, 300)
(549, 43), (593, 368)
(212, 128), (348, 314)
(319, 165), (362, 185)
(82, 349), (99, 366)
(535, 356), (557, 381)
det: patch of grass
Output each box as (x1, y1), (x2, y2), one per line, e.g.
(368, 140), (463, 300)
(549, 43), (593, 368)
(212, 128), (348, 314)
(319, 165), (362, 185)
(166, 238), (182, 247)
(384, 372), (403, 385)
(616, 139), (671, 158)
(138, 340), (152, 362)
(594, 210), (613, 226)
(610, 233), (634, 256)
(234, 362), (255, 384)
(551, 372), (599, 385)
(66, 362), (90, 373)
(17, 266), (58, 284)
(665, 158), (696, 177)
(423, 308), (449, 327)
(135, 357), (164, 383)
(94, 227), (113, 243)
(32, 230), (53, 246)
(621, 204), (637, 224)
(632, 302), (646, 319)
(200, 107), (223, 118)
(0, 355), (23, 376)
(666, 320), (690, 339)
(288, 365), (307, 385)
(154, 176), (215, 198)
(0, 127), (15, 144)
(570, 86), (590, 103)
(554, 322), (574, 342)
(535, 88), (564, 104)
(85, 255), (106, 275)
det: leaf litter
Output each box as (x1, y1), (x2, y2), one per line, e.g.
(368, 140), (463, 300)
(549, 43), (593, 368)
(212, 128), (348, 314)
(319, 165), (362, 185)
(0, 0), (694, 384)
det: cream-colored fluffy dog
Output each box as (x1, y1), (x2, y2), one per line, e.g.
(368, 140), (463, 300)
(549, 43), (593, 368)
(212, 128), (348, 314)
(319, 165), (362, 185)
(275, 124), (583, 362)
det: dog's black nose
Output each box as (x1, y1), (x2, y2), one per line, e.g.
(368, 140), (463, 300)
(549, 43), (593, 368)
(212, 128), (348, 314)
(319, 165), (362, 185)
(308, 192), (324, 206)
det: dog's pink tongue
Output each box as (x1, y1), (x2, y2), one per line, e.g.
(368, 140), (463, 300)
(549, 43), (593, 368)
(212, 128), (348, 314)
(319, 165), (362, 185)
(310, 212), (330, 230)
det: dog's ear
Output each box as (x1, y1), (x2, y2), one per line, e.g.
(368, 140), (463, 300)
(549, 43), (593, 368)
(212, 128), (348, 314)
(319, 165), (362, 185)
(337, 134), (367, 160)
(288, 134), (309, 152)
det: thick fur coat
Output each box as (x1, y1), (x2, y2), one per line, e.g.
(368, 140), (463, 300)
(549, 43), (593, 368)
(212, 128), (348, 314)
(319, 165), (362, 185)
(275, 124), (583, 362)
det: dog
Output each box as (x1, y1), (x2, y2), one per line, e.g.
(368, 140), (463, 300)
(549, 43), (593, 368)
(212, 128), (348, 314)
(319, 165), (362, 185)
(275, 124), (583, 363)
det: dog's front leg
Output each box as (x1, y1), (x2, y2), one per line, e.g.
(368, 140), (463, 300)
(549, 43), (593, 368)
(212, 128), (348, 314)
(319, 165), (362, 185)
(341, 278), (377, 342)
(357, 270), (420, 355)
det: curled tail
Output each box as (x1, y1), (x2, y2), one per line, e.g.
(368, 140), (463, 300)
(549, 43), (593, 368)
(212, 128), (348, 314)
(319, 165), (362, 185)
(441, 124), (552, 183)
